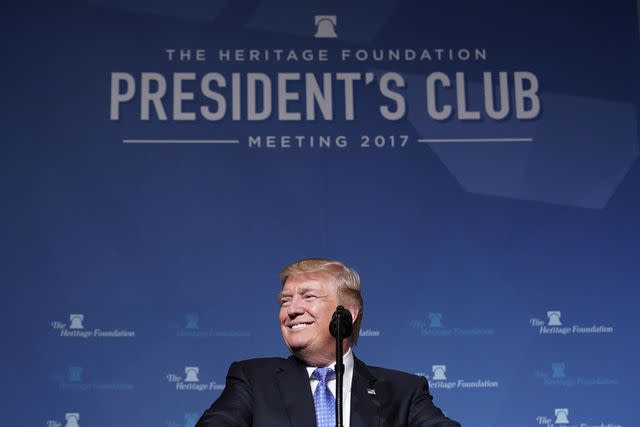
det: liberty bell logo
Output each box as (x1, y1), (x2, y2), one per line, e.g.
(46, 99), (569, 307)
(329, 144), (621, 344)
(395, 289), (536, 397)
(547, 311), (562, 326)
(68, 367), (83, 383)
(551, 363), (566, 379)
(314, 15), (337, 38)
(554, 408), (569, 424)
(69, 314), (84, 329)
(428, 313), (443, 328)
(185, 367), (200, 382)
(432, 365), (447, 381)
(65, 413), (80, 427)
(185, 313), (199, 330)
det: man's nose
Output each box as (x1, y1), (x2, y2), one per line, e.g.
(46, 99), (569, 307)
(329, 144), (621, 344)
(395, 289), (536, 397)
(287, 297), (305, 316)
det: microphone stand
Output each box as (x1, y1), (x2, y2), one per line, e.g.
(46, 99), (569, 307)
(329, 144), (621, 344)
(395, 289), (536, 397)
(331, 306), (352, 427)
(335, 309), (345, 427)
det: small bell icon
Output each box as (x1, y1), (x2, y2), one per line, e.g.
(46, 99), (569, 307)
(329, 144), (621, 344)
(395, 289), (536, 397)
(65, 413), (80, 427)
(432, 365), (447, 381)
(554, 408), (570, 424)
(547, 311), (562, 326)
(314, 15), (337, 38)
(428, 312), (443, 328)
(185, 367), (200, 382)
(69, 314), (84, 329)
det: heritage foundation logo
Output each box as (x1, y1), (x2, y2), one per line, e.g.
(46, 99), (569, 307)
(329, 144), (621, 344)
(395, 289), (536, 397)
(414, 364), (499, 390)
(536, 408), (622, 427)
(169, 313), (251, 337)
(429, 313), (443, 328)
(185, 313), (199, 329)
(529, 311), (614, 335)
(69, 314), (84, 329)
(51, 366), (135, 391)
(411, 312), (496, 336)
(185, 366), (199, 382)
(534, 362), (618, 387)
(46, 412), (80, 427)
(552, 363), (565, 378)
(547, 311), (562, 326)
(166, 366), (225, 392)
(555, 408), (570, 424)
(314, 15), (338, 39)
(50, 314), (135, 339)
(432, 365), (447, 380)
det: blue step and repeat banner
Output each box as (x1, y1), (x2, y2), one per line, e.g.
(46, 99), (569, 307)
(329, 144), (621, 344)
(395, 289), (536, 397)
(2, 1), (639, 426)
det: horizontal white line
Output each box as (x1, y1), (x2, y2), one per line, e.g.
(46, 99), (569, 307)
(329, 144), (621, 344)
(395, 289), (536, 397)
(122, 139), (240, 144)
(418, 138), (533, 143)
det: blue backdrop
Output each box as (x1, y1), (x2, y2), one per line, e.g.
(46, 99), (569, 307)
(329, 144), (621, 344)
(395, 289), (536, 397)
(2, 1), (639, 426)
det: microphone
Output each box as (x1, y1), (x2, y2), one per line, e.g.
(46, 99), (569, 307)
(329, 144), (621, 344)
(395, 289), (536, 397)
(329, 305), (353, 338)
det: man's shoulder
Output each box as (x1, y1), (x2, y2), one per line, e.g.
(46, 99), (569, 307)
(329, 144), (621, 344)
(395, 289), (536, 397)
(230, 356), (293, 371)
(359, 361), (425, 386)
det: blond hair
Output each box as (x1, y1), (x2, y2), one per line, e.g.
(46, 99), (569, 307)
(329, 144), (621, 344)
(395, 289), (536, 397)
(280, 258), (363, 344)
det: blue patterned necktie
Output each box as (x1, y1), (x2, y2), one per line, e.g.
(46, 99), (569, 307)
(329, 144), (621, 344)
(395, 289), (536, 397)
(312, 367), (336, 427)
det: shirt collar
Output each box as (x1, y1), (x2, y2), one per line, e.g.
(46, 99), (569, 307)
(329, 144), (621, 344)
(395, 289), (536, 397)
(306, 347), (354, 377)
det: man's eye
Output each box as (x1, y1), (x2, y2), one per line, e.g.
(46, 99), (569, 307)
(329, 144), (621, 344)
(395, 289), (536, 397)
(304, 294), (317, 300)
(280, 299), (291, 306)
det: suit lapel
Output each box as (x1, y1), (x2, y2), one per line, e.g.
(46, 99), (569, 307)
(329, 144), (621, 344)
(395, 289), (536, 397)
(275, 356), (317, 427)
(350, 357), (380, 427)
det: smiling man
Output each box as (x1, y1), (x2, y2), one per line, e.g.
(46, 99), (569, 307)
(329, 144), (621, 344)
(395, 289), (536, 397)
(196, 258), (460, 427)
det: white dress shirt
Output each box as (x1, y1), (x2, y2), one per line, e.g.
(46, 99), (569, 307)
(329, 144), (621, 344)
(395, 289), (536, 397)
(306, 348), (354, 427)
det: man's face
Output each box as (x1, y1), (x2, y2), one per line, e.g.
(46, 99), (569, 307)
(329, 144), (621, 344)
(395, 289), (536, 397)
(279, 272), (339, 364)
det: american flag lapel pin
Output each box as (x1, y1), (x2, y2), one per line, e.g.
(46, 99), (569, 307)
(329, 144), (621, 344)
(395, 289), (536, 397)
(367, 388), (376, 395)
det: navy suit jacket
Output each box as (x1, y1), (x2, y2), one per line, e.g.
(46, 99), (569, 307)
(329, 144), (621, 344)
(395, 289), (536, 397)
(196, 355), (461, 427)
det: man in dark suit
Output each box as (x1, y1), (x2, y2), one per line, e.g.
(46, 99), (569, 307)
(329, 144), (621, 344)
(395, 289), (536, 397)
(196, 258), (460, 427)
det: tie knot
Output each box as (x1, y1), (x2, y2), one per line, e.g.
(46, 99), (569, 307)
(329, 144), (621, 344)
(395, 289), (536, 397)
(313, 367), (334, 384)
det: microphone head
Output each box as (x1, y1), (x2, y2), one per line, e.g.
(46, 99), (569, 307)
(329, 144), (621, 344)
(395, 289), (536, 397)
(330, 306), (353, 338)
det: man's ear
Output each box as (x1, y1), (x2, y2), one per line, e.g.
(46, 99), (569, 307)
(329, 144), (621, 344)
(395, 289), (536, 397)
(346, 305), (359, 325)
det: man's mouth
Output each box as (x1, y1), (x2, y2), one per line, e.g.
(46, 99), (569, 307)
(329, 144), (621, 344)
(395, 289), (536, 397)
(289, 322), (312, 330)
